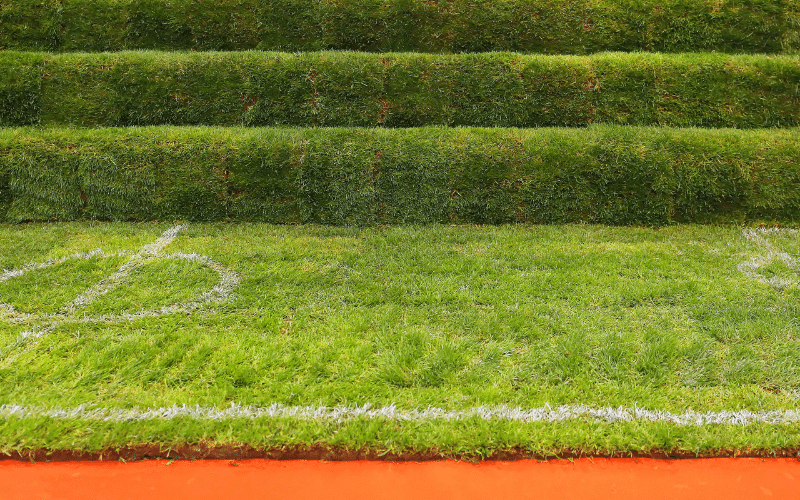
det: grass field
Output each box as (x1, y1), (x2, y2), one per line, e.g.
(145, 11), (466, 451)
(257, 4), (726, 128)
(2, 222), (800, 457)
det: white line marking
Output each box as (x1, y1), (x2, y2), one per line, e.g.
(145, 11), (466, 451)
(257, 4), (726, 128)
(4, 228), (798, 428)
(66, 224), (188, 311)
(0, 403), (798, 426)
(0, 224), (239, 358)
(739, 227), (800, 289)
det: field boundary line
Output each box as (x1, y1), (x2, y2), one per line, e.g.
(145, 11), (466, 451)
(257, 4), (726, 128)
(1, 403), (799, 426)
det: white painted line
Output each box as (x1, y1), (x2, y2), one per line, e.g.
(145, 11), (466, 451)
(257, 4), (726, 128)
(739, 227), (800, 289)
(66, 224), (189, 311)
(0, 224), (239, 359)
(0, 403), (799, 426)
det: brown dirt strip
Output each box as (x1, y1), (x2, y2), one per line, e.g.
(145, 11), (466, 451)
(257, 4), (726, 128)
(3, 445), (800, 462)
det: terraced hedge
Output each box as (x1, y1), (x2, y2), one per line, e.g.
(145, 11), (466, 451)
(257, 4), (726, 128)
(2, 126), (799, 225)
(1, 51), (799, 128)
(1, 0), (798, 54)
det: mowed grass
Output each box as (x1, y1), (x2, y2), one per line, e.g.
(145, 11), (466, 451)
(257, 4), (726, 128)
(1, 223), (800, 456)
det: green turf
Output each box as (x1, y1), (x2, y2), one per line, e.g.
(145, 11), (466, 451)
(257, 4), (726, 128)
(4, 126), (800, 226)
(1, 0), (797, 54)
(3, 51), (800, 128)
(1, 222), (800, 456)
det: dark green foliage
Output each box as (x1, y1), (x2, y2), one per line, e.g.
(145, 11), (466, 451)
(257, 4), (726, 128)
(59, 0), (193, 52)
(0, 0), (262, 52)
(3, 51), (799, 128)
(2, 136), (84, 221)
(38, 52), (253, 126)
(1, 0), (797, 54)
(1, 126), (799, 225)
(58, 0), (261, 51)
(0, 169), (9, 221)
(0, 53), (44, 127)
(0, 0), (62, 51)
(0, 130), (231, 222)
(260, 0), (798, 55)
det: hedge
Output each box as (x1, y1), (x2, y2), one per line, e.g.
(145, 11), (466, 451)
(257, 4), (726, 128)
(2, 126), (800, 225)
(0, 52), (43, 127)
(1, 0), (798, 54)
(2, 51), (799, 128)
(0, 0), (62, 52)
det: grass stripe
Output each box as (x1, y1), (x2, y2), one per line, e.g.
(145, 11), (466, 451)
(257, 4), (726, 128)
(1, 51), (799, 128)
(1, 0), (797, 54)
(2, 404), (799, 426)
(2, 126), (800, 225)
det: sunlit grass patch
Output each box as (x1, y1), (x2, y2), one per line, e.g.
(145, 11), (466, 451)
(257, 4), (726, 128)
(85, 259), (220, 315)
(1, 222), (800, 456)
(0, 256), (128, 314)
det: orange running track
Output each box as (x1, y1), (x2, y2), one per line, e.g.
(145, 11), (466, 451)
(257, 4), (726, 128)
(1, 458), (798, 499)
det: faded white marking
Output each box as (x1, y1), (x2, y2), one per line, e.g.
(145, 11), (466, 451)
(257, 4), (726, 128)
(66, 224), (188, 311)
(0, 249), (124, 285)
(0, 224), (239, 357)
(0, 403), (798, 426)
(739, 227), (800, 289)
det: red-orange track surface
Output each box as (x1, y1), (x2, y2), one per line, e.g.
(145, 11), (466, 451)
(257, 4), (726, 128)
(2, 458), (799, 499)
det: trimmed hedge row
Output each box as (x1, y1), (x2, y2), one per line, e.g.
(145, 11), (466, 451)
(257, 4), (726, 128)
(2, 126), (800, 225)
(0, 52), (43, 127)
(2, 51), (799, 128)
(1, 0), (798, 54)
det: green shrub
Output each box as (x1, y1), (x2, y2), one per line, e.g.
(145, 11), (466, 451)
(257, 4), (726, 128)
(3, 51), (798, 128)
(1, 0), (797, 54)
(59, 0), (192, 51)
(264, 0), (796, 55)
(57, 0), (262, 51)
(2, 126), (799, 225)
(0, 168), (9, 221)
(0, 0), (62, 51)
(0, 53), (44, 126)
